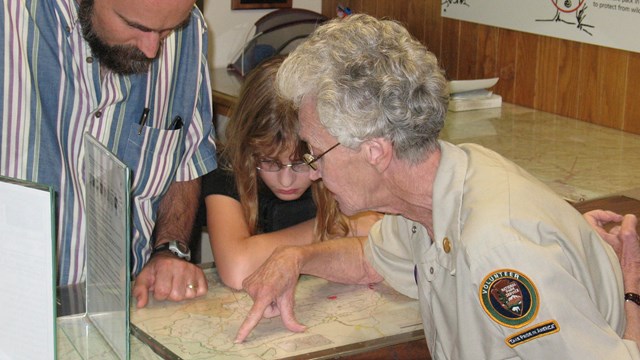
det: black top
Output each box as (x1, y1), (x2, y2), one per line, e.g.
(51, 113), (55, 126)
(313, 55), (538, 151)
(197, 166), (316, 233)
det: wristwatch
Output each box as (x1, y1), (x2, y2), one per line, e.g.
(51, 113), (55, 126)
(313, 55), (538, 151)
(152, 240), (191, 261)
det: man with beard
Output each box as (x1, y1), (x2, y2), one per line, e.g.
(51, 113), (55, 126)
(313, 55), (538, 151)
(0, 0), (217, 307)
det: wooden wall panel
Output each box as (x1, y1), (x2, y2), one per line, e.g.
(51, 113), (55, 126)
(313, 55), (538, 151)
(597, 48), (627, 129)
(576, 44), (600, 124)
(376, 1), (396, 20)
(359, 0), (378, 15)
(535, 37), (560, 113)
(556, 40), (581, 119)
(458, 21), (479, 80)
(475, 25), (499, 80)
(496, 29), (517, 103)
(624, 53), (640, 134)
(424, 0), (442, 58)
(320, 0), (640, 135)
(407, 0), (427, 50)
(321, 0), (335, 18)
(514, 32), (538, 108)
(440, 18), (460, 79)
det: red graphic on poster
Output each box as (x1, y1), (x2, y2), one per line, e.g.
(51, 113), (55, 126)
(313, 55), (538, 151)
(551, 0), (586, 13)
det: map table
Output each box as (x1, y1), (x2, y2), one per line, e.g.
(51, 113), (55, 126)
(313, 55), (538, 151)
(130, 268), (425, 359)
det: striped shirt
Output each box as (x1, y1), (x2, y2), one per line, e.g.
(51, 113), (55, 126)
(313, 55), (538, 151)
(0, 0), (218, 285)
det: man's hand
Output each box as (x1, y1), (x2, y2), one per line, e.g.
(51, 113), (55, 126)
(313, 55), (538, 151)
(584, 210), (640, 289)
(583, 210), (625, 252)
(132, 253), (208, 308)
(135, 177), (205, 308)
(234, 246), (306, 343)
(234, 237), (379, 343)
(611, 214), (640, 292)
(584, 210), (638, 257)
(585, 210), (640, 343)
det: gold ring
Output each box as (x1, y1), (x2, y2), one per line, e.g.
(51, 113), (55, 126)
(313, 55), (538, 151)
(187, 283), (197, 290)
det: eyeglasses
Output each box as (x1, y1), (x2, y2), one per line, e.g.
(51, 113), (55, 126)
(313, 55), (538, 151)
(256, 159), (310, 173)
(303, 143), (340, 171)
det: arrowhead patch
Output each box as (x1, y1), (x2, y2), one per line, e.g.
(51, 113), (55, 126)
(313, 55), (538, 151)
(480, 269), (539, 328)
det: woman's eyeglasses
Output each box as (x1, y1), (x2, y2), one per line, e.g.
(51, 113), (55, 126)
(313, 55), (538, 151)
(303, 143), (340, 171)
(256, 159), (310, 173)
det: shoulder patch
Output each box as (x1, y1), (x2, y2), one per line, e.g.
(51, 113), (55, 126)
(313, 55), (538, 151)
(479, 269), (539, 328)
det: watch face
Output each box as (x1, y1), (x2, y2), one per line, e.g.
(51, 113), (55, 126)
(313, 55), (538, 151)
(172, 241), (189, 254)
(167, 241), (191, 261)
(152, 241), (190, 261)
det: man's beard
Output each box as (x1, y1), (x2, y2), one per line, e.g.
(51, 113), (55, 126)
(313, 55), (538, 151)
(78, 0), (155, 75)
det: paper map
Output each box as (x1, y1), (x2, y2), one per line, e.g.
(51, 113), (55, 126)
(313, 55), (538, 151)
(130, 268), (423, 359)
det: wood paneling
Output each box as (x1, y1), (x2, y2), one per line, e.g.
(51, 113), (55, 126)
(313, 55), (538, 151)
(440, 18), (460, 78)
(476, 25), (499, 80)
(458, 21), (478, 80)
(576, 44), (599, 124)
(496, 29), (517, 103)
(425, 0), (442, 57)
(625, 53), (640, 134)
(320, 0), (640, 135)
(407, 0), (427, 51)
(514, 32), (538, 108)
(535, 36), (560, 113)
(556, 40), (581, 119)
(598, 48), (627, 129)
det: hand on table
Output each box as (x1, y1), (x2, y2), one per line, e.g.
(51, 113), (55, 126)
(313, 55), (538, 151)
(132, 253), (208, 308)
(234, 247), (307, 343)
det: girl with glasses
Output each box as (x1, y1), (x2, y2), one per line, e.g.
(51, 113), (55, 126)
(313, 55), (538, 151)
(198, 56), (379, 289)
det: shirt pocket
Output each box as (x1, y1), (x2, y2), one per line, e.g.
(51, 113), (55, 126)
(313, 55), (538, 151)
(124, 123), (185, 210)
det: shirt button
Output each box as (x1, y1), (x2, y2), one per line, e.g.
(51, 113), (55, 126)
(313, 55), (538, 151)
(429, 267), (434, 274)
(86, 56), (94, 63)
(94, 110), (102, 118)
(411, 226), (417, 234)
(443, 237), (451, 253)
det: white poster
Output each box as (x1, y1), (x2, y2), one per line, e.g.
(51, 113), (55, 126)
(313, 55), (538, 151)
(0, 177), (55, 360)
(442, 0), (640, 53)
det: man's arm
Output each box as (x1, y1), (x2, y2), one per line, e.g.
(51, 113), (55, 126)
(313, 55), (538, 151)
(235, 236), (383, 343)
(608, 213), (640, 345)
(132, 177), (208, 308)
(584, 211), (640, 345)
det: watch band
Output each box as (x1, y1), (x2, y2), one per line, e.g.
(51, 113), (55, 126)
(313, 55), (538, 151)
(624, 292), (640, 306)
(152, 240), (191, 261)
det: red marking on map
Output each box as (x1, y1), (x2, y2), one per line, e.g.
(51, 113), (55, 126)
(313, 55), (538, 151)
(551, 0), (586, 13)
(327, 295), (337, 300)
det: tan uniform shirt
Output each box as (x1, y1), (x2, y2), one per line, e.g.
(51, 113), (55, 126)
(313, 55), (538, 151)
(365, 141), (639, 359)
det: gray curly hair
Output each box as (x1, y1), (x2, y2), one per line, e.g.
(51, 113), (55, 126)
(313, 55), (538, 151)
(277, 14), (449, 164)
